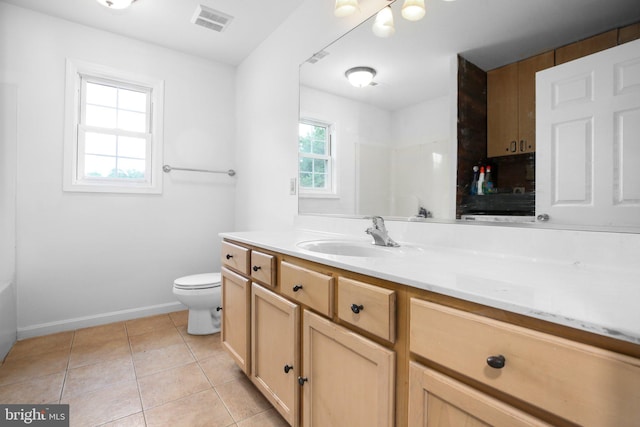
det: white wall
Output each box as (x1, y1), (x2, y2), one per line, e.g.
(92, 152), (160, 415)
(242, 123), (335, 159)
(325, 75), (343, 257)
(0, 83), (18, 357)
(0, 3), (236, 337)
(235, 0), (390, 231)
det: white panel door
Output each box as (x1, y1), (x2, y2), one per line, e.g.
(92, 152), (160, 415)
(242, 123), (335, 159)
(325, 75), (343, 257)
(536, 39), (640, 227)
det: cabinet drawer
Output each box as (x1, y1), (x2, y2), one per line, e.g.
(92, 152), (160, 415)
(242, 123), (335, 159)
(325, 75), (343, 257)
(338, 277), (396, 342)
(250, 250), (275, 287)
(280, 261), (334, 318)
(410, 299), (640, 426)
(221, 241), (250, 275)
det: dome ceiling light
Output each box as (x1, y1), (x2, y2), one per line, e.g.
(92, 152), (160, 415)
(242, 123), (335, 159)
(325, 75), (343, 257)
(96, 0), (137, 10)
(345, 66), (377, 87)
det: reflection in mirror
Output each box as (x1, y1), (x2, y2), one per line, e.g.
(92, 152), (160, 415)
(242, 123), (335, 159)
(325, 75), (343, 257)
(299, 0), (640, 231)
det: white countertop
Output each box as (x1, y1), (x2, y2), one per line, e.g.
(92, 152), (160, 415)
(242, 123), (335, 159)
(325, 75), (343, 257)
(220, 228), (640, 345)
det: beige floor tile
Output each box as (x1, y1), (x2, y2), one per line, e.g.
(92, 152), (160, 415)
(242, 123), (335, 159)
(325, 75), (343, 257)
(181, 330), (225, 361)
(99, 412), (146, 427)
(169, 310), (188, 327)
(5, 331), (74, 361)
(199, 352), (244, 386)
(137, 362), (211, 410)
(73, 322), (127, 348)
(236, 409), (289, 427)
(144, 389), (234, 427)
(68, 336), (131, 369)
(215, 376), (271, 422)
(126, 314), (174, 337)
(0, 348), (69, 386)
(63, 379), (141, 427)
(0, 371), (65, 404)
(129, 327), (184, 354)
(63, 356), (135, 399)
(133, 342), (194, 378)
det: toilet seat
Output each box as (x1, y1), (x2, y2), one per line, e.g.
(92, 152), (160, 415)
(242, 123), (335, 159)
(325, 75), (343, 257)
(173, 273), (221, 290)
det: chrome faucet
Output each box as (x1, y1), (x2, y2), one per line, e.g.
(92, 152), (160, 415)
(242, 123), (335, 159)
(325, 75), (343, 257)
(366, 216), (399, 247)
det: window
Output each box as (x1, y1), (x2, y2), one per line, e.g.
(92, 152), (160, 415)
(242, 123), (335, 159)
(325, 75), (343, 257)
(64, 59), (164, 193)
(298, 119), (335, 196)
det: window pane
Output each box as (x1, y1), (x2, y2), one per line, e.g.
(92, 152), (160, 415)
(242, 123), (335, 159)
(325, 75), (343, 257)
(118, 136), (146, 159)
(86, 82), (117, 107)
(118, 110), (147, 132)
(117, 158), (146, 179)
(299, 172), (313, 188)
(299, 157), (313, 173)
(313, 159), (327, 173)
(85, 132), (116, 156)
(84, 155), (116, 178)
(86, 105), (117, 128)
(312, 139), (327, 155)
(118, 88), (147, 113)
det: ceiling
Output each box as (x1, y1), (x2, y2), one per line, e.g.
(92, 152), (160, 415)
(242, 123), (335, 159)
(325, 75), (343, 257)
(300, 0), (640, 111)
(3, 0), (640, 110)
(0, 0), (304, 65)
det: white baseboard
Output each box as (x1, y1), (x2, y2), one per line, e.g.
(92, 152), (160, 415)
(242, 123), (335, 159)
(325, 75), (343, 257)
(17, 301), (187, 340)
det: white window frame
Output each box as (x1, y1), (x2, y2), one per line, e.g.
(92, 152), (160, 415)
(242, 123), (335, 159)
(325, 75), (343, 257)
(63, 59), (164, 194)
(298, 118), (337, 197)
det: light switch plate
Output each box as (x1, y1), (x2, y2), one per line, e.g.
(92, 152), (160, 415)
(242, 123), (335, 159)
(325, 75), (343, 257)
(289, 178), (297, 195)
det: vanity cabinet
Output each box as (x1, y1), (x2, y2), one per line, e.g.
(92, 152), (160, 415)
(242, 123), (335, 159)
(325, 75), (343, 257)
(410, 298), (640, 427)
(251, 283), (299, 425)
(487, 51), (554, 157)
(221, 267), (251, 374)
(408, 362), (550, 426)
(301, 310), (395, 427)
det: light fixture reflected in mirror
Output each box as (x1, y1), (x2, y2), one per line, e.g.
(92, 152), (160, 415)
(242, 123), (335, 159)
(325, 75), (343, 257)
(334, 0), (359, 17)
(372, 6), (396, 38)
(96, 0), (136, 9)
(402, 0), (426, 21)
(345, 66), (377, 87)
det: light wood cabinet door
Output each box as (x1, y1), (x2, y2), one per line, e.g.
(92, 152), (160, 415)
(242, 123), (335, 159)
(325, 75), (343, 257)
(251, 284), (300, 426)
(221, 267), (251, 374)
(301, 310), (395, 427)
(487, 52), (553, 157)
(408, 362), (551, 427)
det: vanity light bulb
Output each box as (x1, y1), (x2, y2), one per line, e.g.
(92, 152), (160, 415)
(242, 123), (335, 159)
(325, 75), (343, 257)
(372, 6), (395, 38)
(334, 0), (359, 17)
(401, 0), (426, 21)
(95, 0), (136, 9)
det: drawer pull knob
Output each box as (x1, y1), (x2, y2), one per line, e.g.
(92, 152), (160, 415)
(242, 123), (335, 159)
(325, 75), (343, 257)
(252, 265), (261, 272)
(293, 285), (303, 292)
(351, 304), (364, 314)
(284, 364), (293, 374)
(225, 254), (233, 260)
(298, 376), (308, 386)
(216, 306), (222, 312)
(486, 355), (506, 369)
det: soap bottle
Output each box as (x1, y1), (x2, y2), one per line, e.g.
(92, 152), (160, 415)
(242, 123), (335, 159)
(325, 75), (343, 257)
(477, 166), (485, 195)
(484, 165), (494, 194)
(470, 166), (479, 195)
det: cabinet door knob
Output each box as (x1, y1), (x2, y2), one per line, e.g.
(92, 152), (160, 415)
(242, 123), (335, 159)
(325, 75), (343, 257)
(216, 306), (222, 311)
(486, 355), (506, 369)
(293, 284), (303, 292)
(298, 376), (308, 386)
(351, 304), (364, 314)
(252, 265), (261, 272)
(284, 364), (293, 374)
(225, 254), (233, 260)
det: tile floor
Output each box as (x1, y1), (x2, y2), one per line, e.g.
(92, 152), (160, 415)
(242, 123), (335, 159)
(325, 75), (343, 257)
(0, 311), (288, 427)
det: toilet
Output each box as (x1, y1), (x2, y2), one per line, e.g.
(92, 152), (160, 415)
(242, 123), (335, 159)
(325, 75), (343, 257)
(172, 272), (222, 335)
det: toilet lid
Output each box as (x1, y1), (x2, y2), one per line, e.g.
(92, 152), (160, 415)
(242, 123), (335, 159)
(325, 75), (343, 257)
(174, 272), (221, 290)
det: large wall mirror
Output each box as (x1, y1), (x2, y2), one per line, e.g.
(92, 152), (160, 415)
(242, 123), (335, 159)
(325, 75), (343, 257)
(299, 0), (640, 232)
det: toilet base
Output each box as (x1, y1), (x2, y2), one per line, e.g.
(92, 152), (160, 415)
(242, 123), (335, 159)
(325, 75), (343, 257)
(187, 308), (221, 335)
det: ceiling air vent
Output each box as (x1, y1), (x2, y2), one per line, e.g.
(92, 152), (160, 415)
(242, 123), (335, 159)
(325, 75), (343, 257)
(191, 5), (233, 33)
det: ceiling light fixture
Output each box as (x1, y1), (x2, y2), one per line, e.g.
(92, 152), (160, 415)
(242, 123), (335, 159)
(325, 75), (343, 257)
(345, 66), (377, 87)
(334, 0), (359, 17)
(372, 6), (395, 38)
(401, 0), (426, 21)
(96, 0), (136, 10)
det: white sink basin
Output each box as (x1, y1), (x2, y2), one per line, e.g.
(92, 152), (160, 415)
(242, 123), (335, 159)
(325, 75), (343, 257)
(296, 240), (402, 257)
